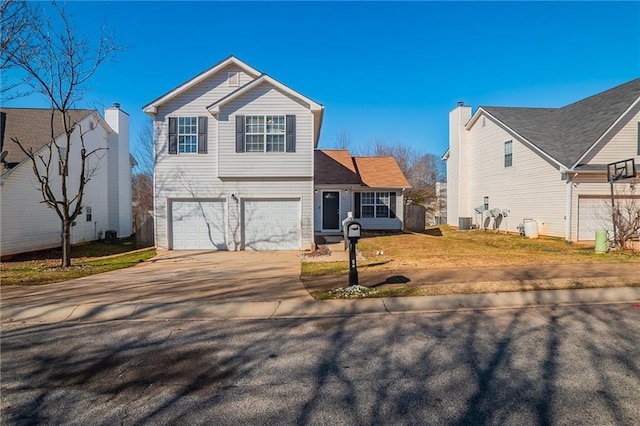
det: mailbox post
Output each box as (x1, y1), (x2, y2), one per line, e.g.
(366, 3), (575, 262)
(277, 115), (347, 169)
(346, 221), (361, 286)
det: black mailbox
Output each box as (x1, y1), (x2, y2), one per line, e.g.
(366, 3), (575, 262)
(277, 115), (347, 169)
(346, 221), (362, 286)
(347, 222), (361, 241)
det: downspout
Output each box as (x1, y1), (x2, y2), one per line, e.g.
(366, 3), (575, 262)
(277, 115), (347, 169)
(457, 104), (463, 222)
(564, 171), (574, 241)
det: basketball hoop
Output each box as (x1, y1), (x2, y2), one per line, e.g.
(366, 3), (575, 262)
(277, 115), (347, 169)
(607, 158), (637, 247)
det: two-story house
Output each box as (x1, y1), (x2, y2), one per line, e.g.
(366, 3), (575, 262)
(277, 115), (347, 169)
(143, 56), (323, 251)
(0, 105), (133, 256)
(444, 78), (640, 241)
(144, 56), (410, 251)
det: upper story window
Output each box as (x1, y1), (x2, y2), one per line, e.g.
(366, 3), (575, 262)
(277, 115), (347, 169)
(504, 140), (513, 167)
(178, 117), (198, 153)
(235, 115), (295, 153)
(168, 116), (207, 155)
(58, 147), (68, 176)
(361, 192), (390, 218)
(245, 115), (285, 152)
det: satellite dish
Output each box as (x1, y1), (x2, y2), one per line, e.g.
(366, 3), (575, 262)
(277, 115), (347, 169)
(0, 151), (7, 162)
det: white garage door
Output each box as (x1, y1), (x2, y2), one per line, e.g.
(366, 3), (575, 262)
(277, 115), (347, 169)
(171, 200), (227, 250)
(578, 198), (611, 241)
(243, 199), (300, 250)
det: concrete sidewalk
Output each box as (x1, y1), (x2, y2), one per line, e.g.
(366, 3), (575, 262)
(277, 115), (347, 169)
(302, 263), (640, 292)
(3, 287), (639, 324)
(2, 246), (639, 324)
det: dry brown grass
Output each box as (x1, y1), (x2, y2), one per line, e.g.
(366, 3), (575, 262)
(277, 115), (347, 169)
(303, 226), (639, 276)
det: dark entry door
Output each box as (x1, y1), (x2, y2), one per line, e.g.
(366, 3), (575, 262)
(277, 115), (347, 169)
(322, 191), (340, 230)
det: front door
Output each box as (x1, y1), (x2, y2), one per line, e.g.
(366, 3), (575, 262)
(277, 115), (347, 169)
(322, 191), (340, 230)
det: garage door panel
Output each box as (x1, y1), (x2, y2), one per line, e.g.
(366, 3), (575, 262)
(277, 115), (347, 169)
(578, 198), (612, 241)
(243, 200), (300, 250)
(171, 201), (227, 250)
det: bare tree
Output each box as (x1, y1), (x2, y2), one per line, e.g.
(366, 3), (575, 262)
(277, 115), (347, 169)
(370, 141), (445, 207)
(334, 129), (352, 150)
(609, 185), (640, 249)
(132, 118), (154, 222)
(0, 0), (34, 100)
(6, 2), (120, 266)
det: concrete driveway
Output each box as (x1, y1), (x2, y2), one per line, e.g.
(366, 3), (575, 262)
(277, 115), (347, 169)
(1, 250), (311, 308)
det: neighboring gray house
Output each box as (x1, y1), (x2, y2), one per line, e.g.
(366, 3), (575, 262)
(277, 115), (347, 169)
(143, 56), (324, 250)
(0, 105), (133, 256)
(444, 78), (640, 240)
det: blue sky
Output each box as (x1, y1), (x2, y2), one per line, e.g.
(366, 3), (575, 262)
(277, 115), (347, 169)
(3, 1), (639, 160)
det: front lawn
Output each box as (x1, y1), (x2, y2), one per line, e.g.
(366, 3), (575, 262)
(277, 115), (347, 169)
(1, 237), (156, 286)
(302, 226), (639, 277)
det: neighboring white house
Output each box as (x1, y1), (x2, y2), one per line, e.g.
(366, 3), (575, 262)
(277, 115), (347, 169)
(143, 56), (324, 251)
(0, 105), (133, 256)
(314, 149), (410, 233)
(444, 78), (640, 241)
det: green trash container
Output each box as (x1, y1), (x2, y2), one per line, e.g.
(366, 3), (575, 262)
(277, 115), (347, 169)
(595, 229), (608, 253)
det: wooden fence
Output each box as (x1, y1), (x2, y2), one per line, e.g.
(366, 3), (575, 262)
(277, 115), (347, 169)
(135, 212), (154, 248)
(404, 204), (426, 232)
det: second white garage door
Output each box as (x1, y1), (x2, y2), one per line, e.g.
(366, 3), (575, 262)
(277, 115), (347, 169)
(577, 197), (611, 241)
(171, 200), (227, 250)
(243, 199), (300, 250)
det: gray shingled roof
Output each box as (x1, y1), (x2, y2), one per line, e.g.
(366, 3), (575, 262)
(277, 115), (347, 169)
(0, 107), (94, 170)
(482, 78), (640, 168)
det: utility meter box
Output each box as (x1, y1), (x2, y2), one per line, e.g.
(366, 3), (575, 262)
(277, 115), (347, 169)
(347, 222), (361, 240)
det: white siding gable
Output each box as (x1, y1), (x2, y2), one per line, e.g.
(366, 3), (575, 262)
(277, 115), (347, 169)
(584, 107), (640, 165)
(461, 115), (566, 237)
(218, 83), (314, 178)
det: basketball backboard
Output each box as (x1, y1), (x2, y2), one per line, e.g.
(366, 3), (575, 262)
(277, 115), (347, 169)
(607, 158), (636, 182)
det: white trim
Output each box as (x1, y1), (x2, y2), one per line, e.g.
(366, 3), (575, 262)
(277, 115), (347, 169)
(142, 56), (261, 114)
(470, 108), (565, 169)
(207, 75), (323, 115)
(572, 96), (640, 168)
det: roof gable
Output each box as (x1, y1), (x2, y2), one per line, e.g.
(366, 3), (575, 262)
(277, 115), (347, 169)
(314, 150), (360, 185)
(472, 78), (640, 168)
(1, 107), (95, 169)
(206, 74), (323, 113)
(354, 156), (411, 187)
(142, 56), (262, 114)
(315, 150), (410, 188)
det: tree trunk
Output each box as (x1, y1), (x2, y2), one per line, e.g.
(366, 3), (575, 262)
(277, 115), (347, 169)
(61, 221), (72, 267)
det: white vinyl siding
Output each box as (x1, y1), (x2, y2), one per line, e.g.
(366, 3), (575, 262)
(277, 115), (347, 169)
(586, 109), (640, 165)
(152, 65), (317, 251)
(0, 115), (121, 256)
(217, 84), (313, 178)
(446, 106), (472, 229)
(457, 115), (566, 237)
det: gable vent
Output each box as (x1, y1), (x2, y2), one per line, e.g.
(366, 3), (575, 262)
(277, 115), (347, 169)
(228, 71), (239, 87)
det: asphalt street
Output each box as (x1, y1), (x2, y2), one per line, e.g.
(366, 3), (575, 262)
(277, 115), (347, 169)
(2, 303), (640, 425)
